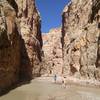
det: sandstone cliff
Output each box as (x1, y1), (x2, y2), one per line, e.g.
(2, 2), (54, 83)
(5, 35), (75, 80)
(0, 0), (20, 90)
(42, 28), (63, 75)
(62, 0), (100, 80)
(16, 0), (43, 78)
(0, 0), (42, 90)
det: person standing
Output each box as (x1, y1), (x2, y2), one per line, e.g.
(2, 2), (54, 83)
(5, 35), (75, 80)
(54, 74), (57, 83)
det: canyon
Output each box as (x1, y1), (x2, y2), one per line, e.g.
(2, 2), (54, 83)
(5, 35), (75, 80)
(0, 0), (100, 94)
(42, 0), (100, 85)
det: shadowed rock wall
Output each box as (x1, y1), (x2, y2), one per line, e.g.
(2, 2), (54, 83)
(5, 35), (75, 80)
(0, 0), (20, 90)
(0, 0), (43, 90)
(16, 0), (43, 78)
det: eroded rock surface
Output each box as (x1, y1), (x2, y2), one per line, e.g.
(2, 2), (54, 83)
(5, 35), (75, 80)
(0, 0), (42, 90)
(0, 0), (20, 90)
(42, 28), (63, 75)
(16, 0), (43, 78)
(62, 0), (100, 80)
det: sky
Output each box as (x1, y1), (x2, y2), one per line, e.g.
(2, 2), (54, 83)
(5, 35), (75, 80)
(36, 0), (70, 33)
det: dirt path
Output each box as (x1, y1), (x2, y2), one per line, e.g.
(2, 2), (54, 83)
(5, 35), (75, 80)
(0, 77), (100, 100)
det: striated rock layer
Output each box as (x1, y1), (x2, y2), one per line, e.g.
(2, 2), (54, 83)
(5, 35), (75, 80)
(42, 28), (63, 75)
(0, 0), (42, 90)
(62, 0), (100, 80)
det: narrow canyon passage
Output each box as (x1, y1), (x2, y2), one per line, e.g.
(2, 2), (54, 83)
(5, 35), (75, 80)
(0, 0), (100, 99)
(0, 77), (100, 100)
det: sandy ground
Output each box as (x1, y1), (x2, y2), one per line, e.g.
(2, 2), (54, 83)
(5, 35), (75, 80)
(0, 76), (100, 100)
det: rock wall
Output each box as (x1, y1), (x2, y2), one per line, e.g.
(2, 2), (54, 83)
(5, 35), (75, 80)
(15, 0), (43, 78)
(0, 0), (20, 90)
(42, 28), (63, 75)
(0, 0), (42, 90)
(62, 0), (100, 80)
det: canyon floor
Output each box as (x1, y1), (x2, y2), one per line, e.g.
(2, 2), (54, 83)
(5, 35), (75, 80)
(0, 77), (100, 100)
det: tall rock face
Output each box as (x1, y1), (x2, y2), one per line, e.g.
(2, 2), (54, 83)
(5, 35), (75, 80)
(0, 0), (20, 89)
(43, 28), (63, 75)
(15, 0), (43, 78)
(0, 0), (42, 90)
(62, 0), (100, 80)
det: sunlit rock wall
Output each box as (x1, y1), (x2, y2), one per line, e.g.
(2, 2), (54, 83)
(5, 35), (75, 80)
(62, 0), (100, 80)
